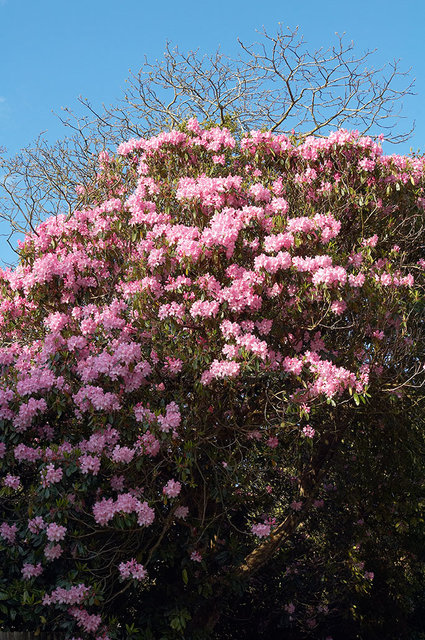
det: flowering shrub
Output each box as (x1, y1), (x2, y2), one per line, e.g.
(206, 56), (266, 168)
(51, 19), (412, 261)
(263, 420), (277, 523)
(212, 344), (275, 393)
(0, 121), (424, 638)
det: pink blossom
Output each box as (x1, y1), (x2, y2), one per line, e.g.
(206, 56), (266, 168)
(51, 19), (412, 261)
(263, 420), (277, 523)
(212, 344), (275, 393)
(358, 157), (376, 172)
(0, 522), (17, 543)
(93, 497), (116, 526)
(3, 474), (21, 490)
(157, 401), (181, 432)
(201, 360), (241, 385)
(79, 454), (101, 475)
(13, 397), (47, 431)
(111, 446), (135, 464)
(163, 479), (182, 498)
(14, 443), (42, 462)
(302, 425), (315, 438)
(43, 584), (90, 606)
(21, 563), (43, 580)
(267, 436), (279, 448)
(44, 312), (69, 332)
(362, 234), (378, 247)
(312, 266), (347, 287)
(135, 501), (155, 527)
(46, 523), (67, 542)
(40, 463), (63, 487)
(44, 543), (63, 561)
(69, 608), (101, 634)
(251, 523), (271, 538)
(331, 300), (346, 315)
(119, 559), (147, 580)
(190, 299), (220, 318)
(190, 550), (202, 562)
(136, 431), (160, 457)
(290, 501), (303, 511)
(174, 505), (189, 519)
(28, 516), (46, 533)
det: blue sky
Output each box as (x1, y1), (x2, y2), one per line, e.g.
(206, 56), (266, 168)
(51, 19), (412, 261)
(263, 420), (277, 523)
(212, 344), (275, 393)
(0, 0), (424, 264)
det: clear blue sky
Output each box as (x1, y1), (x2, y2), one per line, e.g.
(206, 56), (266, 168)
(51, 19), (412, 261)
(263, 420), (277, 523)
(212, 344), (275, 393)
(0, 0), (424, 264)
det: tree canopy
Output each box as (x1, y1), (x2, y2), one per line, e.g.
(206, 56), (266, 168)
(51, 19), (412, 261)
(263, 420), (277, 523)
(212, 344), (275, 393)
(0, 117), (424, 639)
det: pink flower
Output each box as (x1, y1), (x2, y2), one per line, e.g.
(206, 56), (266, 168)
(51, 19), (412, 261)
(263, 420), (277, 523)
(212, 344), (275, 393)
(43, 583), (90, 605)
(331, 300), (346, 315)
(119, 559), (147, 580)
(46, 523), (67, 542)
(362, 234), (378, 247)
(79, 454), (101, 475)
(69, 607), (101, 633)
(136, 431), (160, 457)
(267, 436), (279, 448)
(302, 425), (315, 438)
(110, 475), (125, 491)
(21, 563), (43, 580)
(0, 522), (18, 543)
(163, 479), (182, 498)
(40, 463), (63, 487)
(111, 446), (135, 464)
(44, 543), (63, 561)
(174, 506), (189, 519)
(28, 516), (46, 533)
(190, 550), (202, 562)
(285, 602), (296, 614)
(290, 501), (303, 511)
(135, 501), (155, 527)
(251, 523), (271, 538)
(3, 474), (21, 490)
(201, 360), (241, 385)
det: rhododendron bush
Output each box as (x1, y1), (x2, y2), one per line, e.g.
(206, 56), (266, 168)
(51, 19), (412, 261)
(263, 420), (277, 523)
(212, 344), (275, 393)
(0, 120), (424, 639)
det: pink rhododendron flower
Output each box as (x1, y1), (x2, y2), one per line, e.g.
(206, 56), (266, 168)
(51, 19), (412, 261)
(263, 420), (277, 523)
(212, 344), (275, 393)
(0, 522), (17, 543)
(119, 559), (147, 580)
(69, 608), (102, 634)
(3, 474), (21, 490)
(44, 544), (63, 561)
(290, 501), (303, 511)
(46, 523), (67, 542)
(163, 479), (182, 498)
(21, 563), (43, 580)
(79, 454), (101, 475)
(174, 505), (189, 519)
(40, 464), (63, 487)
(251, 523), (271, 538)
(267, 436), (279, 448)
(43, 584), (90, 606)
(28, 516), (46, 533)
(302, 425), (315, 438)
(362, 234), (378, 247)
